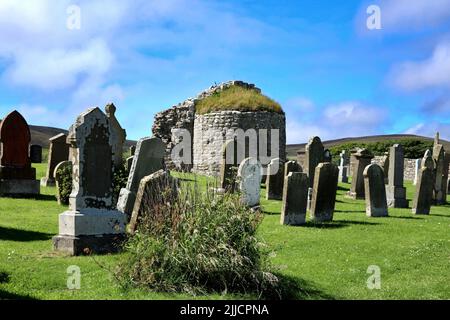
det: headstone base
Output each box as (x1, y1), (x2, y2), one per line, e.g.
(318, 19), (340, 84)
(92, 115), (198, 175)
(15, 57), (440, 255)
(412, 207), (430, 215)
(0, 166), (36, 180)
(0, 179), (40, 196)
(53, 234), (126, 256)
(281, 213), (306, 226)
(57, 210), (127, 236)
(386, 186), (409, 208)
(366, 207), (388, 217)
(40, 177), (56, 187)
(311, 213), (333, 223)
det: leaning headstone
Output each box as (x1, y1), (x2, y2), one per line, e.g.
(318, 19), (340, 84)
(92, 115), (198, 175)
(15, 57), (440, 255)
(338, 150), (349, 183)
(237, 158), (262, 207)
(304, 136), (324, 187)
(220, 140), (241, 191)
(0, 110), (40, 196)
(346, 148), (373, 199)
(54, 161), (72, 205)
(30, 145), (42, 163)
(41, 133), (70, 187)
(129, 170), (178, 234)
(53, 107), (127, 255)
(310, 163), (339, 222)
(284, 160), (302, 176)
(381, 152), (389, 184)
(413, 158), (422, 186)
(432, 144), (445, 205)
(364, 164), (388, 217)
(105, 103), (126, 169)
(412, 151), (434, 215)
(117, 137), (165, 217)
(266, 158), (284, 200)
(280, 172), (308, 225)
(386, 144), (409, 208)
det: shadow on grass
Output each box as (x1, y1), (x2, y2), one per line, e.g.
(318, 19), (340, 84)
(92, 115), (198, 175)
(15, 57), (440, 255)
(300, 220), (379, 229)
(335, 209), (366, 213)
(0, 226), (53, 242)
(33, 194), (57, 201)
(0, 271), (10, 284)
(430, 213), (450, 218)
(0, 289), (36, 300)
(388, 216), (423, 220)
(270, 273), (337, 300)
(337, 186), (350, 192)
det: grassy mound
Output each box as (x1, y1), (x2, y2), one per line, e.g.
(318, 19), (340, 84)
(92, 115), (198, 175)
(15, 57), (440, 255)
(195, 85), (283, 114)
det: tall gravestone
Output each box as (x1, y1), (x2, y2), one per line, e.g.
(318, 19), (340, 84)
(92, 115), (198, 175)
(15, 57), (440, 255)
(386, 144), (409, 208)
(304, 136), (324, 187)
(41, 133), (70, 187)
(0, 110), (40, 196)
(30, 145), (42, 163)
(266, 157), (284, 200)
(381, 152), (389, 184)
(280, 172), (308, 225)
(432, 144), (445, 205)
(413, 159), (422, 186)
(310, 163), (338, 222)
(284, 160), (302, 176)
(117, 137), (165, 217)
(220, 139), (241, 191)
(237, 157), (262, 207)
(412, 150), (434, 215)
(363, 164), (388, 217)
(53, 108), (126, 255)
(105, 103), (126, 169)
(346, 148), (373, 199)
(339, 150), (349, 183)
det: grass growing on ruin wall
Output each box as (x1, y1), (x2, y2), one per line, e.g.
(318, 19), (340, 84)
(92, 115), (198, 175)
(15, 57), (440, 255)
(195, 85), (283, 114)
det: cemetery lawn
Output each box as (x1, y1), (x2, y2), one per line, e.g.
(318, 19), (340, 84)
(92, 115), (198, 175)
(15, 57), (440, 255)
(0, 165), (449, 300)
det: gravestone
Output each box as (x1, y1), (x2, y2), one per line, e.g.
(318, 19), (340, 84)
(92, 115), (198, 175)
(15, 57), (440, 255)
(441, 153), (450, 204)
(386, 144), (409, 208)
(30, 145), (42, 163)
(310, 162), (339, 222)
(130, 145), (136, 156)
(381, 152), (389, 184)
(41, 133), (70, 187)
(129, 169), (179, 234)
(117, 137), (165, 217)
(304, 136), (324, 187)
(307, 187), (313, 211)
(363, 164), (388, 217)
(338, 150), (349, 183)
(53, 107), (127, 255)
(280, 172), (308, 225)
(237, 157), (262, 207)
(105, 103), (126, 169)
(323, 149), (332, 163)
(412, 150), (434, 215)
(284, 160), (302, 176)
(346, 148), (373, 199)
(266, 157), (284, 200)
(432, 144), (445, 205)
(54, 161), (72, 205)
(0, 110), (40, 196)
(220, 139), (241, 191)
(413, 159), (422, 186)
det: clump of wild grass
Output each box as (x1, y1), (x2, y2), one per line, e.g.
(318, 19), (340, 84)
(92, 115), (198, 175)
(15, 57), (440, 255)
(116, 178), (279, 298)
(195, 85), (283, 114)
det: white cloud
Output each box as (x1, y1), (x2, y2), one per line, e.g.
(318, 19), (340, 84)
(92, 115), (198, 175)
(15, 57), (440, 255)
(404, 122), (450, 140)
(391, 41), (450, 91)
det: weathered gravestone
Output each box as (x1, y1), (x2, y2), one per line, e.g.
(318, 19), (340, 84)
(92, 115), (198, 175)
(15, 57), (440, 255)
(304, 136), (324, 187)
(284, 160), (302, 176)
(105, 103), (126, 169)
(280, 172), (308, 225)
(364, 164), (388, 217)
(54, 161), (72, 205)
(347, 148), (373, 199)
(220, 139), (242, 191)
(339, 150), (349, 183)
(266, 157), (284, 200)
(432, 144), (446, 205)
(413, 158), (422, 186)
(412, 150), (434, 215)
(441, 153), (450, 204)
(30, 145), (42, 163)
(41, 133), (70, 187)
(53, 108), (127, 255)
(237, 157), (262, 207)
(129, 169), (179, 234)
(0, 110), (40, 196)
(117, 137), (165, 217)
(386, 144), (409, 208)
(310, 163), (339, 222)
(381, 151), (389, 184)
(323, 149), (332, 163)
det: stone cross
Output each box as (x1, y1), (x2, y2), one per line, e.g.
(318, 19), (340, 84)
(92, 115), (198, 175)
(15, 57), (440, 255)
(0, 110), (40, 196)
(53, 107), (127, 255)
(346, 148), (373, 199)
(310, 162), (339, 222)
(304, 136), (324, 187)
(41, 133), (69, 187)
(105, 103), (126, 169)
(412, 150), (434, 215)
(266, 157), (284, 200)
(117, 137), (166, 217)
(280, 172), (308, 225)
(386, 144), (409, 208)
(237, 157), (262, 207)
(363, 164), (388, 217)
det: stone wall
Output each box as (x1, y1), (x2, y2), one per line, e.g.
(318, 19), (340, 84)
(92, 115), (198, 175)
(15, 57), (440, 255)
(370, 156), (417, 181)
(192, 111), (286, 176)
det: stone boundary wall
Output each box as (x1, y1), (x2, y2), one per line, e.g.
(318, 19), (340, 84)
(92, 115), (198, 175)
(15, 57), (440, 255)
(370, 156), (417, 181)
(192, 111), (286, 176)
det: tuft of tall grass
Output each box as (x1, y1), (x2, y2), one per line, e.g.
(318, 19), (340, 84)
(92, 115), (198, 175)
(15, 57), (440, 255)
(116, 177), (279, 298)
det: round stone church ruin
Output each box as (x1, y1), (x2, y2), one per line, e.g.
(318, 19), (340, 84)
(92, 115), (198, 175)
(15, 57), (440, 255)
(152, 81), (286, 175)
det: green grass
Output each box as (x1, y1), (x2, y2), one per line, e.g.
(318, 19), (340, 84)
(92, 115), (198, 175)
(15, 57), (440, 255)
(195, 85), (283, 114)
(0, 165), (449, 300)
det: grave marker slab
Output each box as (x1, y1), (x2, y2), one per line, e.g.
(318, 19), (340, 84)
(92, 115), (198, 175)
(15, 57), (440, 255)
(41, 133), (69, 187)
(346, 148), (373, 199)
(238, 157), (262, 207)
(364, 164), (388, 217)
(412, 151), (434, 215)
(305, 136), (324, 187)
(280, 172), (308, 225)
(310, 162), (339, 222)
(266, 158), (284, 200)
(386, 144), (409, 208)
(105, 103), (126, 169)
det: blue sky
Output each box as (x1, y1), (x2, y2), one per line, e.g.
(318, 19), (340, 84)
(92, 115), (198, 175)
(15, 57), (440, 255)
(0, 0), (449, 143)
